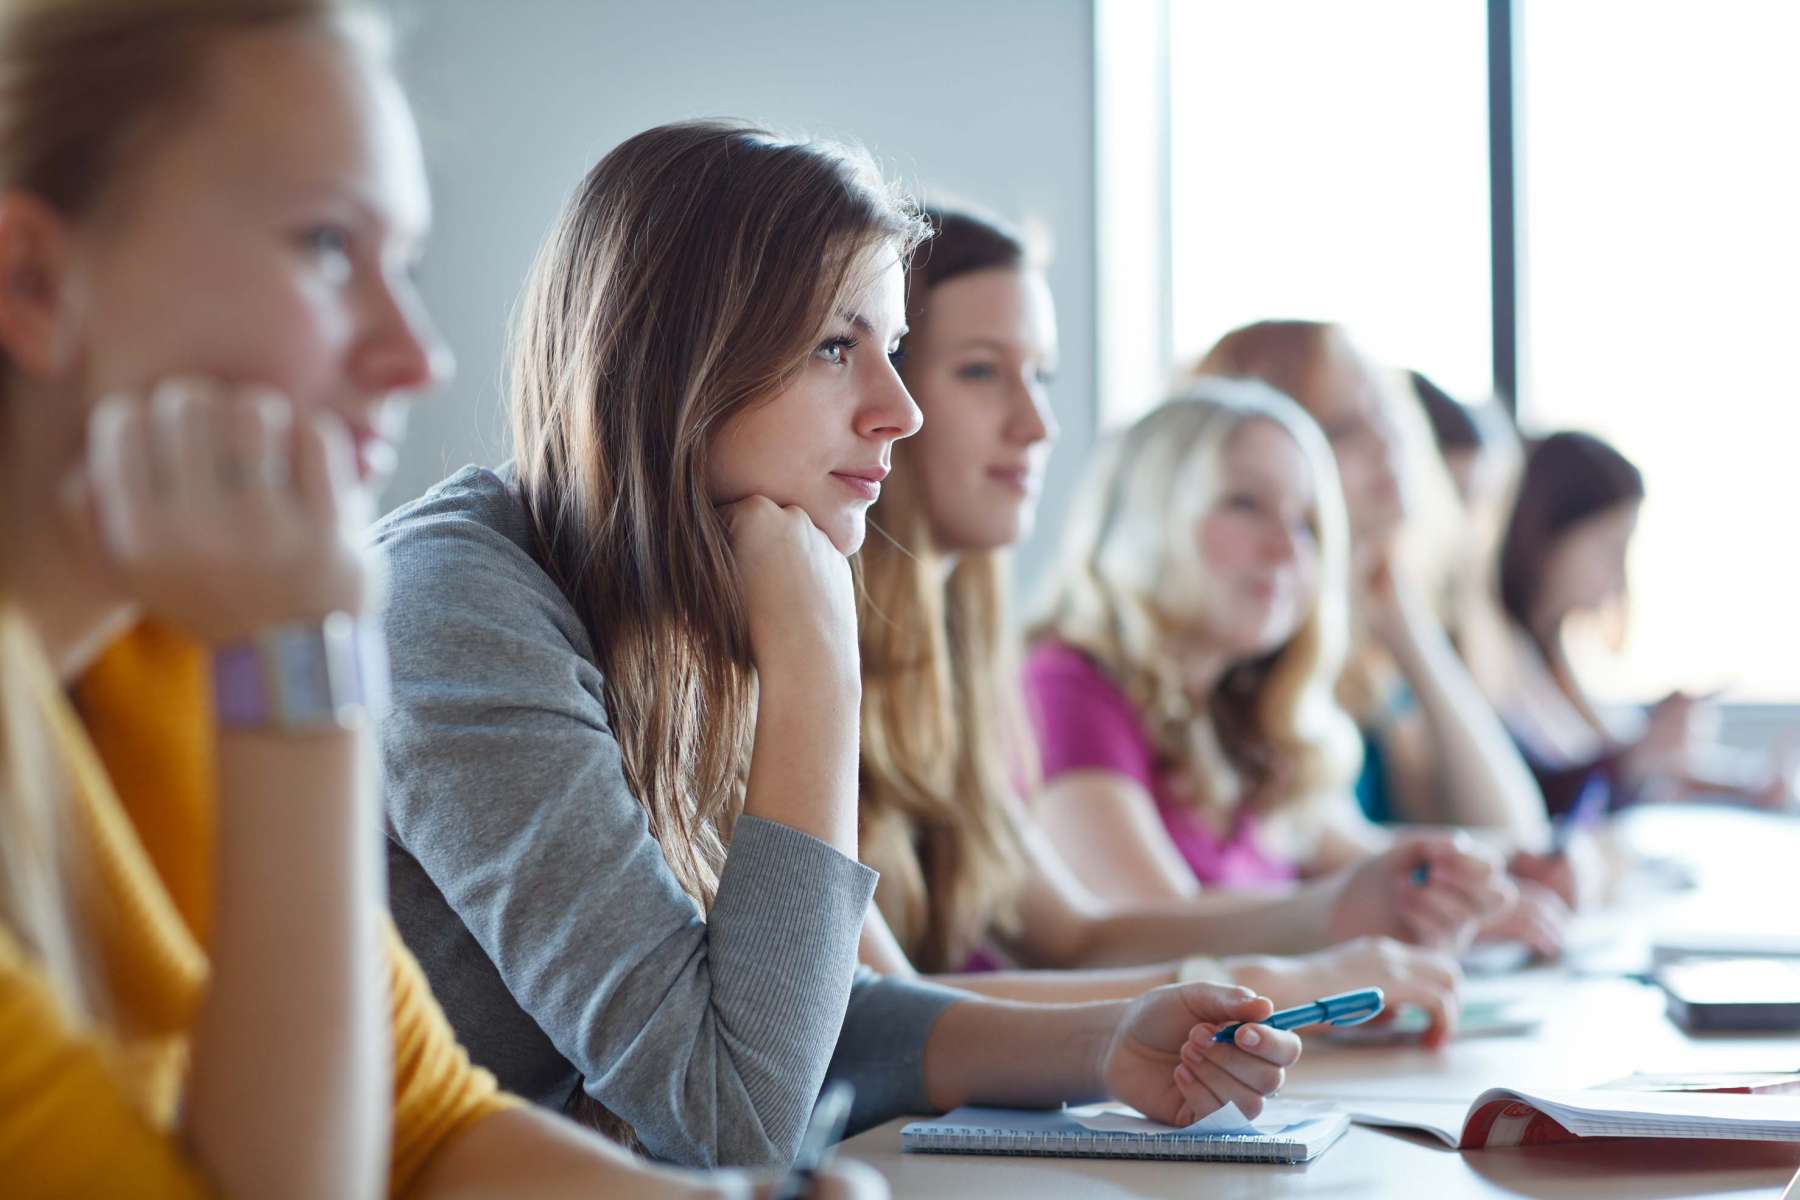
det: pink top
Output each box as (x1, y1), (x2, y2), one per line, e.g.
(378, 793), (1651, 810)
(1022, 641), (1298, 889)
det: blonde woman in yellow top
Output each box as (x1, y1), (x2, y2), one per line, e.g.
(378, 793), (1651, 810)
(0, 2), (874, 1196)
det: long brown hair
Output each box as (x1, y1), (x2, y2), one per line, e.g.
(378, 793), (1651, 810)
(857, 207), (1030, 973)
(1031, 381), (1362, 847)
(508, 121), (929, 909)
(0, 0), (383, 1019)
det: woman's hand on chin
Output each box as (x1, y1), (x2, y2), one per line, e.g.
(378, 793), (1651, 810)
(721, 494), (859, 694)
(82, 378), (372, 644)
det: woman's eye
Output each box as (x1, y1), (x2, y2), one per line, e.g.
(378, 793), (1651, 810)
(1035, 368), (1058, 388)
(956, 362), (997, 382)
(297, 224), (354, 282)
(1225, 492), (1260, 513)
(815, 336), (856, 366)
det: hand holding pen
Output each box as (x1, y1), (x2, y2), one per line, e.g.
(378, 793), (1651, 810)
(1510, 773), (1611, 910)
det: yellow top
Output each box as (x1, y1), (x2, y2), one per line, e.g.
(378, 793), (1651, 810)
(1, 624), (515, 1196)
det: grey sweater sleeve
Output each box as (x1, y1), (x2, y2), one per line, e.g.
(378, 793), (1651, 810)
(372, 471), (889, 1167)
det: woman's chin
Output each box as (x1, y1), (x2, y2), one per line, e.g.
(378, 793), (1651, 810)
(828, 514), (865, 556)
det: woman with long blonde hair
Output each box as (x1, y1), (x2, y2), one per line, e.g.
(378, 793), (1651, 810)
(852, 209), (1509, 1047)
(1190, 321), (1545, 837)
(0, 4), (885, 1195)
(1184, 320), (1573, 951)
(374, 124), (1308, 1164)
(1030, 381), (1376, 883)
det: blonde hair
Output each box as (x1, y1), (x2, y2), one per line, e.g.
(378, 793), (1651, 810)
(859, 452), (1030, 976)
(853, 206), (1036, 972)
(1032, 379), (1362, 843)
(1188, 320), (1452, 724)
(509, 121), (929, 911)
(0, 605), (88, 1011)
(0, 0), (383, 1022)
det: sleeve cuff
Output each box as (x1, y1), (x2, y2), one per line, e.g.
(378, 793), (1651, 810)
(828, 968), (966, 1132)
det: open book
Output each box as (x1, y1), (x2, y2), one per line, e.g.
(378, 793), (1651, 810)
(1350, 1087), (1800, 1149)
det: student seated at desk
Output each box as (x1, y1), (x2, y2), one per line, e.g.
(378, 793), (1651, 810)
(1467, 430), (1796, 816)
(1022, 379), (1566, 964)
(1187, 321), (1548, 843)
(1404, 371), (1521, 646)
(373, 124), (1304, 1167)
(0, 5), (873, 1195)
(849, 207), (1501, 1042)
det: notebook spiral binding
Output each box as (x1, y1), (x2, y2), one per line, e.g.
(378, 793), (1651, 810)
(899, 1124), (1300, 1163)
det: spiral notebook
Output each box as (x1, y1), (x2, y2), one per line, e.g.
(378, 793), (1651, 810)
(900, 1102), (1349, 1164)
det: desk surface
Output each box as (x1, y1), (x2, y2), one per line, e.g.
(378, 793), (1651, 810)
(842, 807), (1800, 1198)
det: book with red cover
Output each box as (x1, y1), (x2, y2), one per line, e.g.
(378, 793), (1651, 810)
(1349, 1087), (1800, 1150)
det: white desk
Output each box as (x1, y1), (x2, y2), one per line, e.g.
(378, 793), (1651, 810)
(842, 808), (1800, 1198)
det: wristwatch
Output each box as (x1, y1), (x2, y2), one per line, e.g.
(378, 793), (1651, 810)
(211, 612), (384, 732)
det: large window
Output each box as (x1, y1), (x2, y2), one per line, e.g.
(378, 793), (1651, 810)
(1168, 0), (1492, 400)
(1520, 1), (1800, 701)
(1098, 0), (1800, 701)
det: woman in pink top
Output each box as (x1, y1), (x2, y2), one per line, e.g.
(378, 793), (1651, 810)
(1026, 380), (1565, 962)
(1027, 382), (1365, 897)
(1026, 641), (1301, 891)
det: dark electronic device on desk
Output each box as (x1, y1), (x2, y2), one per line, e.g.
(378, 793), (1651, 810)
(1656, 958), (1800, 1033)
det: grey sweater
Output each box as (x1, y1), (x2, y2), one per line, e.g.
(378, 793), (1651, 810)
(371, 465), (962, 1169)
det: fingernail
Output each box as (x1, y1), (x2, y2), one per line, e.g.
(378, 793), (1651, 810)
(1239, 1026), (1261, 1048)
(1175, 1064), (1195, 1085)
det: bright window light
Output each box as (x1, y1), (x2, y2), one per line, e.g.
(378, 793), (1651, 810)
(1166, 0), (1492, 401)
(1521, 0), (1800, 701)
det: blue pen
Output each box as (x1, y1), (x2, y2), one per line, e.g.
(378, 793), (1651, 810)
(1213, 987), (1386, 1043)
(1551, 773), (1609, 856)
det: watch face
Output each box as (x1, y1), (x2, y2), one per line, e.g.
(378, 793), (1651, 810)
(212, 641), (271, 727)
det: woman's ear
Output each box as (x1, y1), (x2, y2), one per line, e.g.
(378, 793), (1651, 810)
(0, 190), (76, 376)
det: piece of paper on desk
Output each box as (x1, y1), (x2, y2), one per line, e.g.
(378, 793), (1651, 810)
(1066, 1099), (1336, 1136)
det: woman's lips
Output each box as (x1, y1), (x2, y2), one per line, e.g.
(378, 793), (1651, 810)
(830, 468), (886, 501)
(987, 465), (1032, 494)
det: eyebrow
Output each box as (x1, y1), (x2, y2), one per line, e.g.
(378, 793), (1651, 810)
(948, 337), (1059, 364)
(839, 309), (908, 343)
(279, 179), (432, 245)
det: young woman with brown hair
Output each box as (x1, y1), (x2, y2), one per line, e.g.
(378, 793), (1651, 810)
(0, 3), (879, 1194)
(851, 208), (1503, 1045)
(375, 123), (1303, 1169)
(1471, 430), (1793, 815)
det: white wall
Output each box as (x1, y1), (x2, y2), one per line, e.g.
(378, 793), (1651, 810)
(391, 0), (1098, 592)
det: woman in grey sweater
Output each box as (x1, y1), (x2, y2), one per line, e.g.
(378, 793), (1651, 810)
(373, 120), (1301, 1171)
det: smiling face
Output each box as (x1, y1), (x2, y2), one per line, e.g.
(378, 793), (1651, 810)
(1162, 418), (1323, 661)
(901, 265), (1059, 554)
(706, 247), (922, 554)
(32, 28), (444, 490)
